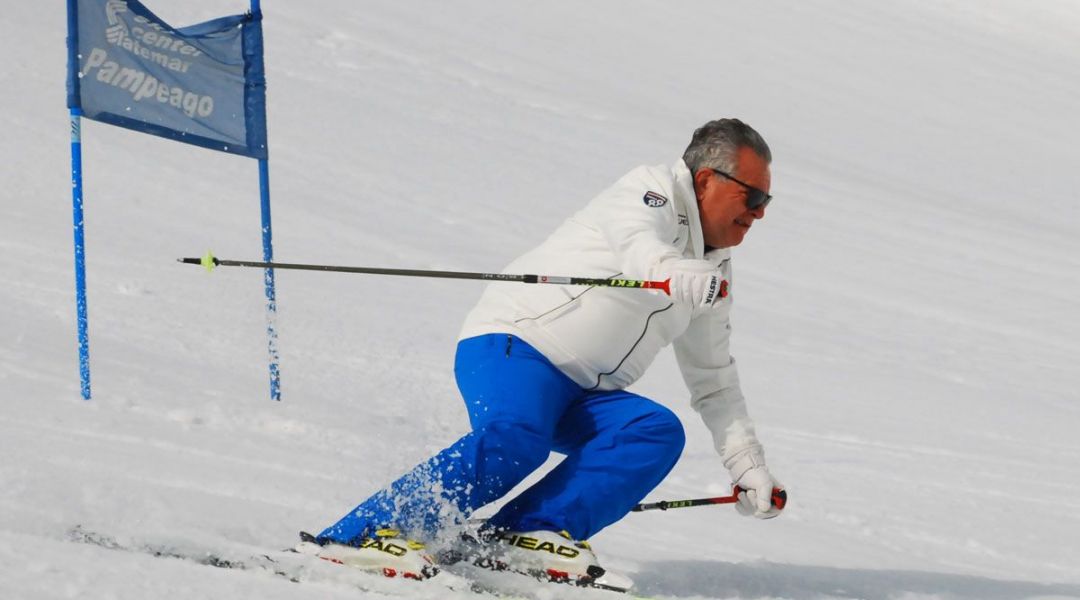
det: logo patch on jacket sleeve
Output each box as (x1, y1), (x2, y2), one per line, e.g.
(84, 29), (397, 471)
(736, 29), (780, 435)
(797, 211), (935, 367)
(643, 191), (668, 207)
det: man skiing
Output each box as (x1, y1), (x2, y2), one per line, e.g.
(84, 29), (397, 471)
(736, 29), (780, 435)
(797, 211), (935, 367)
(301, 118), (785, 587)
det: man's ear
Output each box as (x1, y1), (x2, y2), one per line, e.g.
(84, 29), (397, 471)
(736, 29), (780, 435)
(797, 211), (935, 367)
(692, 168), (713, 201)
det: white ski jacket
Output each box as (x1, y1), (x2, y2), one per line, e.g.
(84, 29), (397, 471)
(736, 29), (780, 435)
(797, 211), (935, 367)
(459, 159), (761, 463)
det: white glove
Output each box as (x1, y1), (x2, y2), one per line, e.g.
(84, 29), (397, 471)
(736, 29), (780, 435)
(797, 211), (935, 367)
(665, 260), (725, 311)
(724, 446), (785, 519)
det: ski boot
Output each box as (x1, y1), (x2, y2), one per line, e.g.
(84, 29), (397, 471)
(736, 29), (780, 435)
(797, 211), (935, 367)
(294, 529), (438, 580)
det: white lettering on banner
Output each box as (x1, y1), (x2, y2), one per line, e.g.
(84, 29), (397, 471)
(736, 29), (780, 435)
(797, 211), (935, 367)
(130, 18), (204, 57)
(101, 0), (201, 75)
(83, 48), (215, 118)
(105, 0), (126, 26)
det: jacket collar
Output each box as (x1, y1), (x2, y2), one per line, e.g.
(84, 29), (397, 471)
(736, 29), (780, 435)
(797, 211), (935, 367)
(673, 159), (705, 259)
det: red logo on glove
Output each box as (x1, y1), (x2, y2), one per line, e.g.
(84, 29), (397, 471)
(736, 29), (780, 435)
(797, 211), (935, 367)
(720, 279), (729, 299)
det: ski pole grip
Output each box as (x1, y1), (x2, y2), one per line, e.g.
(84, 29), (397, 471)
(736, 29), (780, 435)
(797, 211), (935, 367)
(734, 486), (788, 510)
(771, 488), (788, 510)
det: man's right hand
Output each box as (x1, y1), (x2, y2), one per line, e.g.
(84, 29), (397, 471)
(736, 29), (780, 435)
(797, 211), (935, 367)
(667, 260), (725, 310)
(725, 445), (785, 519)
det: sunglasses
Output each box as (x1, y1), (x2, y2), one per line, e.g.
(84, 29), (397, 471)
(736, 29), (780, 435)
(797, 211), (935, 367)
(711, 168), (772, 210)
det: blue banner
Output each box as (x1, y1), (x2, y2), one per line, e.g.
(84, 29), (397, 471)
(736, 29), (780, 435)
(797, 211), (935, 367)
(67, 0), (268, 159)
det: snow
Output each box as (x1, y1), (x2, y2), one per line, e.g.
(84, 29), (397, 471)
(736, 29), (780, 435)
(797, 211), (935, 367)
(2, 1), (1079, 598)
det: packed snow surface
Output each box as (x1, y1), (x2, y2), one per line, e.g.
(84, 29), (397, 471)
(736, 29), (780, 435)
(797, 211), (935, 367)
(2, 1), (1079, 599)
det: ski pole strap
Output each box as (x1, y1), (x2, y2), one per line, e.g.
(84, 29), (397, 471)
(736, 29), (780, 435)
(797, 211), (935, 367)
(179, 252), (671, 295)
(631, 487), (787, 512)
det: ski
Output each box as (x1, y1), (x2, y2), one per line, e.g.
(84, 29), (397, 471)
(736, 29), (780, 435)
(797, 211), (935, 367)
(67, 526), (639, 598)
(445, 559), (640, 597)
(65, 526), (485, 596)
(66, 526), (283, 575)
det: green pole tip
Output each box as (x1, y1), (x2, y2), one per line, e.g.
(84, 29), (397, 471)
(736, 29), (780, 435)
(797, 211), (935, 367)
(201, 251), (217, 272)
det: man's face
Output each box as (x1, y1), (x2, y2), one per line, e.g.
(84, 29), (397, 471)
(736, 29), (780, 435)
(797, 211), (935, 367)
(694, 146), (772, 249)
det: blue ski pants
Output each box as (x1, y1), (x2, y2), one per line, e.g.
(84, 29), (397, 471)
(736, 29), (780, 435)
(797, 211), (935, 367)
(318, 334), (685, 544)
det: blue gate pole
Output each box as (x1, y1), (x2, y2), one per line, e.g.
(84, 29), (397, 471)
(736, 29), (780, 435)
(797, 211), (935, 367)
(259, 158), (281, 401)
(252, 0), (280, 401)
(67, 0), (90, 400)
(71, 109), (91, 400)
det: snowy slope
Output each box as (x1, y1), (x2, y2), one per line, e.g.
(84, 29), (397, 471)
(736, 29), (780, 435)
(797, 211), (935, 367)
(2, 1), (1079, 599)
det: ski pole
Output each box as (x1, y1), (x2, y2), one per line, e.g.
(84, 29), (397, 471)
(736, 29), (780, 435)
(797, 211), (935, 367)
(631, 487), (787, 512)
(178, 251), (671, 295)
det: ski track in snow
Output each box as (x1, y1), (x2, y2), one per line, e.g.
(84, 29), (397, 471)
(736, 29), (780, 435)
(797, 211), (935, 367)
(2, 1), (1079, 599)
